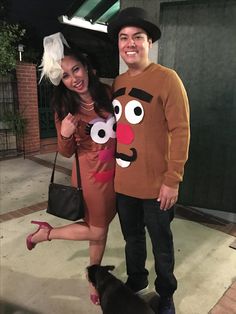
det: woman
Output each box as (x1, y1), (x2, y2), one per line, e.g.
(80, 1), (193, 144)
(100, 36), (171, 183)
(26, 33), (116, 305)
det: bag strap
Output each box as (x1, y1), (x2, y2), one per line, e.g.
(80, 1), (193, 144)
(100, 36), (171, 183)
(50, 149), (81, 189)
(74, 150), (81, 188)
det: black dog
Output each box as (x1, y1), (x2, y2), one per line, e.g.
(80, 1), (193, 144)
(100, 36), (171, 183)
(87, 265), (155, 314)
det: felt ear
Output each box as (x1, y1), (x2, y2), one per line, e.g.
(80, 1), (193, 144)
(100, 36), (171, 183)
(86, 264), (99, 284)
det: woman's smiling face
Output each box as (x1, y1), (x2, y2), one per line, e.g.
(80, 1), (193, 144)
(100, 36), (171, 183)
(61, 55), (89, 95)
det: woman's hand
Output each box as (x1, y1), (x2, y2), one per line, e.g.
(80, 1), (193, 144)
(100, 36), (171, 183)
(60, 113), (77, 138)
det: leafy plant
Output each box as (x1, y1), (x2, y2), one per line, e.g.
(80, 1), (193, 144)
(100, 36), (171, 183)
(0, 22), (26, 75)
(0, 109), (27, 138)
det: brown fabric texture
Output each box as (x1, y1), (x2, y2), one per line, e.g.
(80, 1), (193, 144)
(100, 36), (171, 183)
(113, 63), (190, 198)
(55, 109), (116, 227)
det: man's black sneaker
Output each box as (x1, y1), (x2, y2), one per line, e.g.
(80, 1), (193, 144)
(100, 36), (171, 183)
(158, 297), (175, 314)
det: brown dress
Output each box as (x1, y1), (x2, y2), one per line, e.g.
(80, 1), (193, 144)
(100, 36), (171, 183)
(55, 108), (116, 227)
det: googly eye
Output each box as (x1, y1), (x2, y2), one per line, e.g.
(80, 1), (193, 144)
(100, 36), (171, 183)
(90, 121), (110, 144)
(125, 100), (144, 124)
(112, 99), (122, 121)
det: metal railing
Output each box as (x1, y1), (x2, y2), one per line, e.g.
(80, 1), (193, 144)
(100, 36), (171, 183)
(0, 72), (19, 158)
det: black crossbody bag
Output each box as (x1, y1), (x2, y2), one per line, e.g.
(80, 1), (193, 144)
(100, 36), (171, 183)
(47, 150), (84, 221)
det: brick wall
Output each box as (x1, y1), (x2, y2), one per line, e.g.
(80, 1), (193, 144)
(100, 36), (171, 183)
(16, 62), (40, 155)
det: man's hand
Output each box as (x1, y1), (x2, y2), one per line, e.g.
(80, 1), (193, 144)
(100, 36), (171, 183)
(60, 113), (77, 138)
(157, 184), (179, 210)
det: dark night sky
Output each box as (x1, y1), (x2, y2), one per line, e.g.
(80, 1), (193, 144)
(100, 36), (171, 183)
(8, 0), (73, 37)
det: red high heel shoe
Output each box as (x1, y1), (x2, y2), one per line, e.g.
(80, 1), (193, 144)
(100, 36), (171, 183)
(90, 294), (100, 305)
(86, 271), (100, 305)
(26, 221), (53, 251)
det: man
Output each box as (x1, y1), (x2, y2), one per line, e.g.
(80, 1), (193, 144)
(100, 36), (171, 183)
(108, 7), (190, 314)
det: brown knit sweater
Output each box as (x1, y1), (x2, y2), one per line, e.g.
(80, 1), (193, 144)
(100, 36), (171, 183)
(112, 63), (190, 198)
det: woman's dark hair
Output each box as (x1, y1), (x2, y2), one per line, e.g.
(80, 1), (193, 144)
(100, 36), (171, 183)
(51, 47), (113, 120)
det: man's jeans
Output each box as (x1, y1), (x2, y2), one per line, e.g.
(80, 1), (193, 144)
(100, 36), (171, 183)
(117, 193), (177, 297)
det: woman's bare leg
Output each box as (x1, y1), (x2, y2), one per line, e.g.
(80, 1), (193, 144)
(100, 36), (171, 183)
(88, 234), (108, 304)
(30, 221), (107, 243)
(29, 222), (108, 305)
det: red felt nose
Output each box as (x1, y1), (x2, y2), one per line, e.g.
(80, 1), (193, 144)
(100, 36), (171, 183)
(116, 123), (134, 144)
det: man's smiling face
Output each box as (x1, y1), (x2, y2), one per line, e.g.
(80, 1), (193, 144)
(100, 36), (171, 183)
(118, 26), (152, 68)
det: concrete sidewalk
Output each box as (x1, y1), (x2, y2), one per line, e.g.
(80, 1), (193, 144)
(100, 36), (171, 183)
(0, 153), (236, 314)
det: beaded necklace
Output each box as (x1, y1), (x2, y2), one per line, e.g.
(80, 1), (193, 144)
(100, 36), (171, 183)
(80, 101), (95, 111)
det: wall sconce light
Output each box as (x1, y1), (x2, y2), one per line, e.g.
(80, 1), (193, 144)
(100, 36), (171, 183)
(18, 44), (24, 61)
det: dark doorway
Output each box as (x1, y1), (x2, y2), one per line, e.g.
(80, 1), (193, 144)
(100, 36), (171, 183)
(37, 77), (56, 139)
(159, 0), (236, 212)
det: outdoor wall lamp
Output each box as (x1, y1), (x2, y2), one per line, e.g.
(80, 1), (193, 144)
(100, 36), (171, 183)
(18, 44), (24, 61)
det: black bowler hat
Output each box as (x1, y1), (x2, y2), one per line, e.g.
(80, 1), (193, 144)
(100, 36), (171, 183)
(108, 7), (161, 43)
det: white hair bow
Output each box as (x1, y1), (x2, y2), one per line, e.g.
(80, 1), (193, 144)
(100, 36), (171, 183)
(39, 32), (70, 86)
